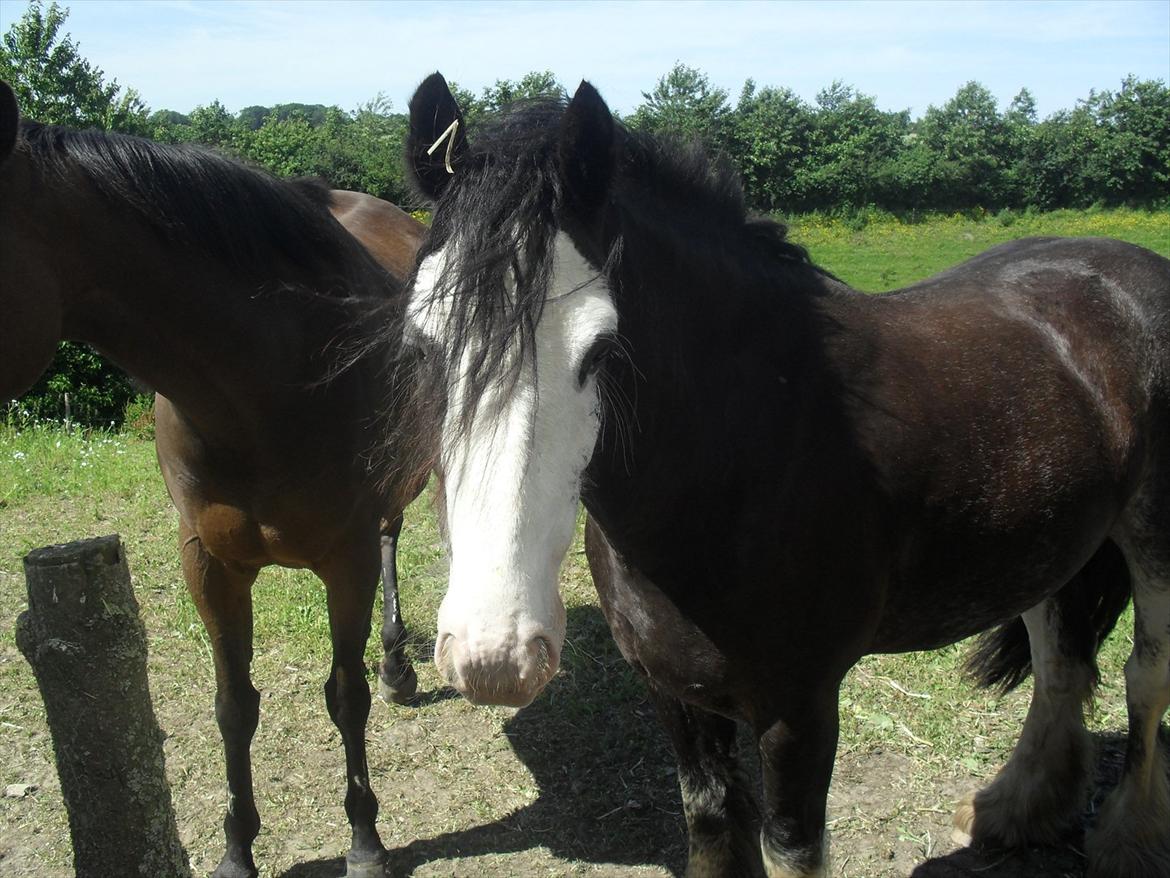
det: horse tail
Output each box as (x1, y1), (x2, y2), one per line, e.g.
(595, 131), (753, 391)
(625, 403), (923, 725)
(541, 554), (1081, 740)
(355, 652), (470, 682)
(966, 540), (1132, 693)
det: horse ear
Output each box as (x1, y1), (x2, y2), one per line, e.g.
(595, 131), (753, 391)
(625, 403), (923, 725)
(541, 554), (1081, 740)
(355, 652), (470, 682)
(0, 81), (19, 164)
(407, 72), (468, 200)
(558, 81), (615, 218)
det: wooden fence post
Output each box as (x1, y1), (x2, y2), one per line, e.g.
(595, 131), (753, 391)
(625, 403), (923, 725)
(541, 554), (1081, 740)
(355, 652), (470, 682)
(15, 534), (190, 878)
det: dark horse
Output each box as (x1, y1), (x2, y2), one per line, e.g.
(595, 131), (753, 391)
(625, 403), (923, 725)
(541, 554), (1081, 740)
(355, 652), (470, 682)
(398, 74), (1170, 878)
(0, 82), (429, 878)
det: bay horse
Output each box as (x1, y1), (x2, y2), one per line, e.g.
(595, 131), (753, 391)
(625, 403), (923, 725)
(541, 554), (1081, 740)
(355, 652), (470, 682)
(0, 81), (428, 878)
(399, 73), (1170, 878)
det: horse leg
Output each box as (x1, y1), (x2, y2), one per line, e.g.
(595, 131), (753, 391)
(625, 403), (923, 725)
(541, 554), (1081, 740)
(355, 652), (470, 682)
(954, 581), (1098, 847)
(377, 514), (417, 704)
(315, 541), (389, 877)
(755, 689), (838, 878)
(180, 521), (263, 878)
(645, 685), (763, 878)
(1089, 507), (1170, 878)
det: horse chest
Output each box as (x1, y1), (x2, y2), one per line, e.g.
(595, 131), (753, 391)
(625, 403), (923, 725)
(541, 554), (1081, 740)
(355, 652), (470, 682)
(584, 518), (739, 715)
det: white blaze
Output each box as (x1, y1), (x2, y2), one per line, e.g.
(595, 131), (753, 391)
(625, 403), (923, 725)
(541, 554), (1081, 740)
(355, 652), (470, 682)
(408, 233), (616, 704)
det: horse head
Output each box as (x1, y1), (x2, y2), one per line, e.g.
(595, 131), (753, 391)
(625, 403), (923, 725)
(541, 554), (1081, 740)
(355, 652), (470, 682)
(403, 74), (620, 707)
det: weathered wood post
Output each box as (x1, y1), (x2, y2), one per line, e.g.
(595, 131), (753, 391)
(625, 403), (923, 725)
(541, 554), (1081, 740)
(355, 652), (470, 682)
(15, 534), (190, 878)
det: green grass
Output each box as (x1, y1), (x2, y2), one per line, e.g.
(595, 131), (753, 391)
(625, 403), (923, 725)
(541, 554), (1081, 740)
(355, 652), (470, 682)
(789, 205), (1170, 290)
(1, 207), (1164, 877)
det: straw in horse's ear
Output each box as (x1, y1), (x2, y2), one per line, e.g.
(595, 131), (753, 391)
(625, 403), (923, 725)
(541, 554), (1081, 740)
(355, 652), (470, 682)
(558, 81), (615, 217)
(407, 72), (468, 200)
(0, 82), (18, 162)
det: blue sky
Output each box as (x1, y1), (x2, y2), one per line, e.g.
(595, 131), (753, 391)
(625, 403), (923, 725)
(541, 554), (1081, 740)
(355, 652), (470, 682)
(3, 0), (1168, 118)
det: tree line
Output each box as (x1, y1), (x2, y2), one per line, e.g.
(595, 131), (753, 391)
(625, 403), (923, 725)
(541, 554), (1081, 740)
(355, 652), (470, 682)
(2, 1), (1167, 426)
(4, 2), (1167, 217)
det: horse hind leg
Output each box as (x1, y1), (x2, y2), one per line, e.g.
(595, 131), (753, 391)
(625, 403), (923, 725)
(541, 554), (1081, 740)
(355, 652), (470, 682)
(377, 514), (417, 704)
(955, 554), (1111, 849)
(1089, 498), (1170, 878)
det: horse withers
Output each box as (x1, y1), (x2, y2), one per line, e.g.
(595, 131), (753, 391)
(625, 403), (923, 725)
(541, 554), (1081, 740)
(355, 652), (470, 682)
(399, 72), (1170, 878)
(0, 80), (428, 878)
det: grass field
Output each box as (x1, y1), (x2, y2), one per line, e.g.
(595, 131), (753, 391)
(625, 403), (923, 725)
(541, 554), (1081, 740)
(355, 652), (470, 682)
(790, 205), (1170, 291)
(1, 209), (1167, 878)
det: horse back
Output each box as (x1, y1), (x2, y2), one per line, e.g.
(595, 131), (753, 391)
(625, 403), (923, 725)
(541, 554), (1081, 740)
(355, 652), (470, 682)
(833, 237), (1170, 651)
(328, 190), (427, 286)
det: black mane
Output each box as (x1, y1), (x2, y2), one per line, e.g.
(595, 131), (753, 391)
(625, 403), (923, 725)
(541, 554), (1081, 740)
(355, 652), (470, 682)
(19, 121), (388, 293)
(414, 96), (819, 424)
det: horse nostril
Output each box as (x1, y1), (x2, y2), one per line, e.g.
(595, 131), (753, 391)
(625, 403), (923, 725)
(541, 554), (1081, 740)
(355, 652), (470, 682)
(531, 635), (559, 676)
(435, 632), (456, 678)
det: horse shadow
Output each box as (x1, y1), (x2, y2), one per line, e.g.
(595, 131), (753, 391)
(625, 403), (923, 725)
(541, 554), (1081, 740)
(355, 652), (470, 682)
(280, 607), (1163, 878)
(280, 604), (687, 878)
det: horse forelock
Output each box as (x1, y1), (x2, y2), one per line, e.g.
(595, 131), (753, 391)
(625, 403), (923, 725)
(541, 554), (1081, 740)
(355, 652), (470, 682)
(415, 99), (568, 435)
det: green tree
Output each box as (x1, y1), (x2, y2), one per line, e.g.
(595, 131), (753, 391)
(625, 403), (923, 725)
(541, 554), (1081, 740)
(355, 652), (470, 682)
(628, 63), (731, 147)
(1000, 88), (1038, 205)
(1021, 104), (1103, 208)
(1090, 76), (1170, 204)
(270, 102), (329, 126)
(237, 105), (270, 131)
(331, 94), (410, 203)
(237, 110), (319, 177)
(918, 81), (1010, 208)
(147, 108), (189, 132)
(185, 100), (239, 146)
(804, 82), (908, 209)
(728, 79), (813, 211)
(0, 0), (148, 133)
(480, 70), (565, 113)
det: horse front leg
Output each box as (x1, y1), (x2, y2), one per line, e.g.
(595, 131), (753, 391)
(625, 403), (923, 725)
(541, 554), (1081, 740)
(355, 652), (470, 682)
(377, 514), (417, 704)
(647, 685), (764, 878)
(180, 521), (262, 878)
(316, 539), (389, 877)
(755, 689), (839, 878)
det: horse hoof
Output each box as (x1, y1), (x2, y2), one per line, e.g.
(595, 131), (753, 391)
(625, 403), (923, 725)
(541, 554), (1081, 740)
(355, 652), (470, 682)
(212, 856), (258, 878)
(951, 791), (975, 846)
(379, 661), (418, 704)
(344, 852), (390, 878)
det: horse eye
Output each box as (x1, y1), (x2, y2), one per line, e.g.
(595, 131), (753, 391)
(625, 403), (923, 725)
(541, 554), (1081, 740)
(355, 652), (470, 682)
(577, 335), (616, 387)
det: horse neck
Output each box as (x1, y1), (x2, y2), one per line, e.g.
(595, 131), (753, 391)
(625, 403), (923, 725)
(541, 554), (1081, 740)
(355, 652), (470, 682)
(44, 170), (381, 439)
(583, 213), (840, 564)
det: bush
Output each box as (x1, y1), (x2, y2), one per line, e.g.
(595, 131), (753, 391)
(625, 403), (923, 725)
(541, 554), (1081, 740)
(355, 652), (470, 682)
(121, 394), (155, 440)
(18, 342), (137, 428)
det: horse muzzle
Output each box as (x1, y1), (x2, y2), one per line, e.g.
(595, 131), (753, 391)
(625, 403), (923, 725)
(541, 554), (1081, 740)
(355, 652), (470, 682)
(435, 628), (561, 707)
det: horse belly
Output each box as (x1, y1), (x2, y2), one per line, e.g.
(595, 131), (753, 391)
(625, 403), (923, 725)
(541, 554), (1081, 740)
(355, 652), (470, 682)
(872, 512), (1114, 653)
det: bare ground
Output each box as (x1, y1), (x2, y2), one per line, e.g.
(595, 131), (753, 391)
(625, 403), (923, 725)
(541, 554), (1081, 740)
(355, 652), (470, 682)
(0, 589), (1159, 878)
(0, 474), (1156, 878)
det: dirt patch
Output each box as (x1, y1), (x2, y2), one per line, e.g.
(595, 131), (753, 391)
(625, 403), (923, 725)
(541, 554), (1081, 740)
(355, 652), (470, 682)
(1, 595), (1159, 878)
(0, 485), (1156, 878)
